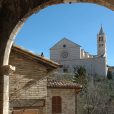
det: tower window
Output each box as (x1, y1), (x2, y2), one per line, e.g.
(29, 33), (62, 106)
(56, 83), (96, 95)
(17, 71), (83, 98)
(99, 37), (103, 41)
(99, 44), (104, 48)
(99, 44), (101, 47)
(63, 44), (66, 48)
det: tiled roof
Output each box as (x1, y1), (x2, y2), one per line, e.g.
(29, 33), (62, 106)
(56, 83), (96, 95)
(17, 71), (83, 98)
(47, 80), (82, 89)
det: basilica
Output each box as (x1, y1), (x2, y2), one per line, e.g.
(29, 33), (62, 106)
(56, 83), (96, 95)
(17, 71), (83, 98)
(50, 27), (107, 76)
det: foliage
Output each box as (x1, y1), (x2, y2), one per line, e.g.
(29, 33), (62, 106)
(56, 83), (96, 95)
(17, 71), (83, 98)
(77, 75), (114, 114)
(47, 71), (73, 81)
(72, 65), (88, 94)
(73, 66), (86, 77)
(73, 65), (87, 85)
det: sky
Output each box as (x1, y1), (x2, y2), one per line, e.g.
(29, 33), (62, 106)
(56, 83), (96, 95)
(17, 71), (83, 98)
(15, 3), (114, 66)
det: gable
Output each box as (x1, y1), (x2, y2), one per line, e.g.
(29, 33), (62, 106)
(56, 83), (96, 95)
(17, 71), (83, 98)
(11, 45), (61, 70)
(50, 38), (81, 50)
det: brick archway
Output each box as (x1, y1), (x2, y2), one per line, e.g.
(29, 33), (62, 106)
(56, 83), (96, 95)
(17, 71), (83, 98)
(0, 0), (114, 114)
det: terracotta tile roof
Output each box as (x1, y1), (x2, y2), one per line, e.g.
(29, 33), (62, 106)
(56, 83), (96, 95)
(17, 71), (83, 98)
(47, 80), (82, 89)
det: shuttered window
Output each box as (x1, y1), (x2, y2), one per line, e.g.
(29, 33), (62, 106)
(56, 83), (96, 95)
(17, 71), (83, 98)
(52, 96), (62, 113)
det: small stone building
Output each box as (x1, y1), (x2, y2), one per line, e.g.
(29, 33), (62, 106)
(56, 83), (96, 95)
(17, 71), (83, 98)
(47, 80), (82, 114)
(9, 45), (60, 114)
(9, 45), (82, 114)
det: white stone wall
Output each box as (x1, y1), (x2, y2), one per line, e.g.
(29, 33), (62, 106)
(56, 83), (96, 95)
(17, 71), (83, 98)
(97, 34), (107, 58)
(50, 38), (107, 76)
(50, 47), (81, 63)
(46, 88), (76, 114)
(50, 38), (81, 63)
(56, 57), (107, 76)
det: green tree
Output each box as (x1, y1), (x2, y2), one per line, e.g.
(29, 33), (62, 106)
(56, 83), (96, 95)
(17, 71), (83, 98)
(72, 65), (88, 99)
(73, 65), (87, 85)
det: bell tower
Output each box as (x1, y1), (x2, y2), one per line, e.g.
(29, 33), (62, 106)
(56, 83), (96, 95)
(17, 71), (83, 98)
(97, 26), (107, 58)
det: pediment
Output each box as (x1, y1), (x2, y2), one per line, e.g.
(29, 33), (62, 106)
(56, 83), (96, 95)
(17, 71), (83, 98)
(50, 38), (80, 50)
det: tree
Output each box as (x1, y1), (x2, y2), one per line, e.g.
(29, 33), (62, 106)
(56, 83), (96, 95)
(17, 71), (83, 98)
(77, 75), (114, 114)
(73, 66), (86, 82)
(73, 65), (87, 87)
(72, 66), (114, 114)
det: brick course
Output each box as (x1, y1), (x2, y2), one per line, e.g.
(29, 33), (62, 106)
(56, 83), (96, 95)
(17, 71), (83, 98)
(9, 49), (47, 100)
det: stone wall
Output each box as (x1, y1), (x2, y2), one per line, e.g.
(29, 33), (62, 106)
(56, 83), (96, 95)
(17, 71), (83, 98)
(60, 57), (107, 76)
(46, 88), (76, 114)
(9, 49), (47, 112)
(50, 38), (81, 62)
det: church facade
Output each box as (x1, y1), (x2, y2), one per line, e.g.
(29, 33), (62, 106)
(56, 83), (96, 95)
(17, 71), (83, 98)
(50, 27), (107, 76)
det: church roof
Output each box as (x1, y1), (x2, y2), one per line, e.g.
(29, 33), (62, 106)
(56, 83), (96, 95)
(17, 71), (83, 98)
(50, 37), (81, 49)
(99, 26), (105, 35)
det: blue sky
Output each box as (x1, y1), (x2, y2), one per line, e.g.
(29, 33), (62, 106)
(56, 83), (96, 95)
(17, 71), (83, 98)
(15, 3), (114, 66)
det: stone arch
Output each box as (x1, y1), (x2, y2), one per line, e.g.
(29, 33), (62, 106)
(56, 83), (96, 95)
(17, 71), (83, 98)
(0, 0), (114, 114)
(1, 0), (114, 66)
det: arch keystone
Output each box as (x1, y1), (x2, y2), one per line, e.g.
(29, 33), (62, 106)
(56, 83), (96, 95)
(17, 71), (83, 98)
(64, 0), (78, 3)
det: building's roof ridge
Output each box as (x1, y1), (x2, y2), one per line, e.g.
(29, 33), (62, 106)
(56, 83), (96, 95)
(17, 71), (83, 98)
(12, 45), (62, 69)
(63, 37), (81, 47)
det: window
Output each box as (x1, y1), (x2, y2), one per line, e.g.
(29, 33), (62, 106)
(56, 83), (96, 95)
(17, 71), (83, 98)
(99, 44), (104, 47)
(63, 44), (66, 48)
(63, 68), (68, 73)
(99, 37), (103, 41)
(52, 96), (62, 113)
